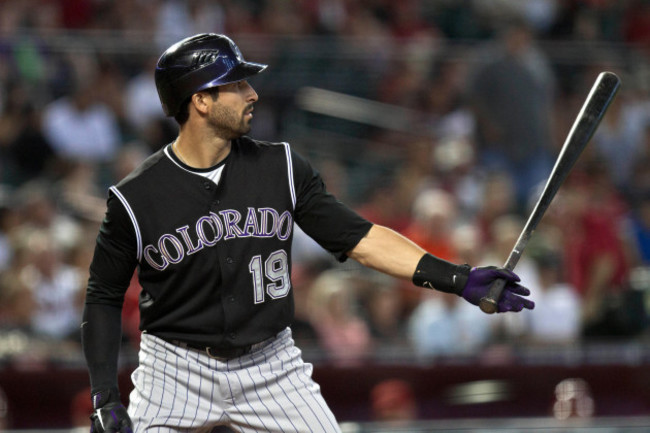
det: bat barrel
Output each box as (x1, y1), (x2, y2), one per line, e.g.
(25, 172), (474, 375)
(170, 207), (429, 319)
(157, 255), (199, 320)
(478, 71), (621, 314)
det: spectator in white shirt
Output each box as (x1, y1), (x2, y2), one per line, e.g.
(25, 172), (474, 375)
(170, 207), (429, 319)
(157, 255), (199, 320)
(42, 65), (121, 162)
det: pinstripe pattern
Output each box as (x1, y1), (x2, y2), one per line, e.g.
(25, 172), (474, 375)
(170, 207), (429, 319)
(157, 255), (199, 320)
(128, 328), (341, 433)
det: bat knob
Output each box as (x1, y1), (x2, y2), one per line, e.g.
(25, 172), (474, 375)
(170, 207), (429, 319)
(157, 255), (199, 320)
(479, 297), (498, 314)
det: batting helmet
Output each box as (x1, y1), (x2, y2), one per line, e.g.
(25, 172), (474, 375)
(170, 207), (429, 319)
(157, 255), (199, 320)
(155, 33), (268, 117)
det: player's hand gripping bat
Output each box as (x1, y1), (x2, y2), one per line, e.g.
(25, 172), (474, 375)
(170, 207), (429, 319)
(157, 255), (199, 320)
(478, 71), (621, 314)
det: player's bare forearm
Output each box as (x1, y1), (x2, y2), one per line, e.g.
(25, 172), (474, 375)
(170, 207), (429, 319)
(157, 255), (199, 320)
(347, 224), (427, 280)
(348, 225), (534, 314)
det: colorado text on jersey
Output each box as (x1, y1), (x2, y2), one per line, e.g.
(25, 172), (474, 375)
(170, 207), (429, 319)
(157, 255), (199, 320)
(139, 207), (293, 271)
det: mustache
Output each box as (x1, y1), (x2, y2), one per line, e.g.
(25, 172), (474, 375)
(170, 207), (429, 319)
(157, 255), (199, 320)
(244, 104), (254, 114)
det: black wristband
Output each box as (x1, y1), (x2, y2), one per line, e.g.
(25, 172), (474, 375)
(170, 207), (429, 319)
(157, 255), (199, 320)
(412, 253), (471, 295)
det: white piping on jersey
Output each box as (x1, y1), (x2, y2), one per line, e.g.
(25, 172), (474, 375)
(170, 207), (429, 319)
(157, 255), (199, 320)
(164, 145), (186, 171)
(282, 142), (296, 210)
(110, 186), (144, 262)
(164, 145), (225, 185)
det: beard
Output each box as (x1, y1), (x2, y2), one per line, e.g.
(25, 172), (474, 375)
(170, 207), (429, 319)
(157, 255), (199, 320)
(208, 103), (252, 140)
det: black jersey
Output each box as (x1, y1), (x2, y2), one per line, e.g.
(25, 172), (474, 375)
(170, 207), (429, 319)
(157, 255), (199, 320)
(85, 137), (372, 349)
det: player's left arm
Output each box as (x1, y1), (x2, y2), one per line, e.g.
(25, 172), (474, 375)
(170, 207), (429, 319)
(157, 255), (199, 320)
(288, 146), (532, 312)
(348, 224), (534, 312)
(347, 225), (425, 279)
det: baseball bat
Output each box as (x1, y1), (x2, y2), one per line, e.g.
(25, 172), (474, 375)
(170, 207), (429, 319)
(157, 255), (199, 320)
(478, 71), (621, 314)
(295, 86), (421, 132)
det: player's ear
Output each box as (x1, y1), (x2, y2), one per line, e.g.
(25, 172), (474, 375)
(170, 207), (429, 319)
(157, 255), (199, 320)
(190, 92), (211, 116)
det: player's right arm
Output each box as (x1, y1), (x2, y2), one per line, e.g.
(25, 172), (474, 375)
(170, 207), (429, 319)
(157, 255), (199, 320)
(81, 191), (137, 432)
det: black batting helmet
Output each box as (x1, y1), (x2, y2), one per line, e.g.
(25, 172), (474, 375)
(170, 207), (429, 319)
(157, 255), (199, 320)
(155, 33), (268, 117)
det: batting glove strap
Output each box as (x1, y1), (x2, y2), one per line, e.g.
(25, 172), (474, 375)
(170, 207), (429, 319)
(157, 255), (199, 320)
(412, 253), (471, 295)
(91, 405), (133, 433)
(91, 387), (120, 410)
(90, 387), (133, 433)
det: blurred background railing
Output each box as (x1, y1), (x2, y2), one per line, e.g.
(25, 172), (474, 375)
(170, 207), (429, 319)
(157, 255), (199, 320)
(2, 0), (650, 431)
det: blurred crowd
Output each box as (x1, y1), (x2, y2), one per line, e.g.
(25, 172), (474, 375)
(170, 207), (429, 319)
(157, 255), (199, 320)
(0, 0), (650, 371)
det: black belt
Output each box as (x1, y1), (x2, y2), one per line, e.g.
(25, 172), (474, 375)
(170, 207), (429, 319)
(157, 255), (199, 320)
(164, 335), (276, 360)
(183, 342), (253, 359)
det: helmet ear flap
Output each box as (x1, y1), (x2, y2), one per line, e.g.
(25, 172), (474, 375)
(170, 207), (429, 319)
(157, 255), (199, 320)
(155, 33), (267, 118)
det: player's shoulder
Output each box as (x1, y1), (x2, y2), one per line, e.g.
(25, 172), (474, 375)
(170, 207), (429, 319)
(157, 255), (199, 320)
(235, 136), (309, 168)
(114, 146), (169, 189)
(235, 135), (292, 154)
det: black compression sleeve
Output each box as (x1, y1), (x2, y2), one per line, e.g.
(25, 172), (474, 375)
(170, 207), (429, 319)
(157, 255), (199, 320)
(412, 253), (471, 295)
(85, 192), (138, 306)
(81, 303), (123, 394)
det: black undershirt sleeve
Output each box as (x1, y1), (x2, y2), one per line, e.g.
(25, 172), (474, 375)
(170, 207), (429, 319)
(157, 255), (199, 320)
(291, 149), (373, 261)
(82, 191), (138, 393)
(81, 304), (124, 393)
(86, 192), (138, 305)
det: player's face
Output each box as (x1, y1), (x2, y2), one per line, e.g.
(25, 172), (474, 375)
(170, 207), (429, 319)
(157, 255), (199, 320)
(208, 80), (259, 140)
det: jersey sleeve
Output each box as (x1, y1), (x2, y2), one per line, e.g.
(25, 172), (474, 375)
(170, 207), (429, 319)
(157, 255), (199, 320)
(85, 190), (139, 307)
(291, 149), (372, 261)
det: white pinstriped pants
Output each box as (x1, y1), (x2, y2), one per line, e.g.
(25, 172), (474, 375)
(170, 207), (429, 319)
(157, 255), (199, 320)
(128, 328), (341, 433)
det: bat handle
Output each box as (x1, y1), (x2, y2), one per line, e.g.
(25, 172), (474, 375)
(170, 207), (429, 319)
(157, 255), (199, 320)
(479, 278), (507, 314)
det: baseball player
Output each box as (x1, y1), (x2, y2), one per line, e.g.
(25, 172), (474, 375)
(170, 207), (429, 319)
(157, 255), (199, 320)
(81, 33), (534, 433)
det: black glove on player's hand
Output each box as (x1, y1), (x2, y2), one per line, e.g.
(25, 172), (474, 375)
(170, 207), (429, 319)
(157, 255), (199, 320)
(90, 388), (133, 433)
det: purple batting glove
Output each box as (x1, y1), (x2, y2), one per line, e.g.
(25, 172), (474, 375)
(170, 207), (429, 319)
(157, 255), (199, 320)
(90, 388), (133, 433)
(461, 266), (535, 313)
